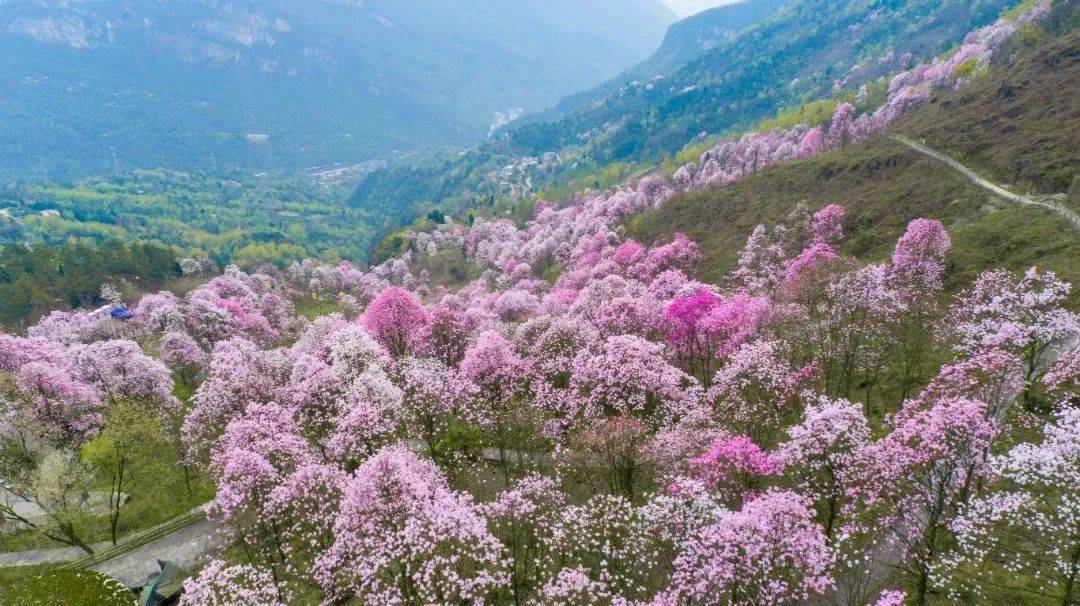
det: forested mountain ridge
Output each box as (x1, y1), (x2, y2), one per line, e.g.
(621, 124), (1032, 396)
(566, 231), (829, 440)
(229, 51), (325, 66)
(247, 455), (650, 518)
(0, 0), (675, 179)
(348, 0), (1023, 235)
(506, 0), (1020, 160)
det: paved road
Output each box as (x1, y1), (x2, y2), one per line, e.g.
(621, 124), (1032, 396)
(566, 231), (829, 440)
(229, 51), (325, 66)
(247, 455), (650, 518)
(91, 517), (224, 586)
(891, 134), (1080, 229)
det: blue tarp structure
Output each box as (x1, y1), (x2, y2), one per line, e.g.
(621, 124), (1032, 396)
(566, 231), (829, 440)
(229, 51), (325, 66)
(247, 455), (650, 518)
(110, 306), (136, 320)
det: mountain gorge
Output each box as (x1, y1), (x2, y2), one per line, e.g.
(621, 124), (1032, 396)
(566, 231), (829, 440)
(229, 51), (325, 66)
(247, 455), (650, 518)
(0, 0), (675, 178)
(507, 0), (1021, 161)
(347, 0), (1024, 235)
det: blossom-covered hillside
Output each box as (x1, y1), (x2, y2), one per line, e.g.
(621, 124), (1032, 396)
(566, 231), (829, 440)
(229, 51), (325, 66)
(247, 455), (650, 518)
(629, 8), (1080, 294)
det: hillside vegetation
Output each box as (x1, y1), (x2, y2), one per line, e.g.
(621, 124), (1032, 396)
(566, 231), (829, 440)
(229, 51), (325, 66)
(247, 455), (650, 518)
(544, 0), (789, 118)
(349, 0), (1021, 233)
(0, 170), (383, 267)
(628, 23), (1080, 299)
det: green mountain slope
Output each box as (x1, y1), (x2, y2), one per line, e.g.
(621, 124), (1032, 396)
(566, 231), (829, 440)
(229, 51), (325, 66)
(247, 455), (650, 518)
(508, 0), (1018, 161)
(0, 0), (675, 179)
(626, 23), (1080, 300)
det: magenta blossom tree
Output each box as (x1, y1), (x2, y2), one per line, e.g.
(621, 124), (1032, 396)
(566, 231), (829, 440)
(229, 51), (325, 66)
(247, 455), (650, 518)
(362, 286), (428, 357)
(690, 435), (782, 508)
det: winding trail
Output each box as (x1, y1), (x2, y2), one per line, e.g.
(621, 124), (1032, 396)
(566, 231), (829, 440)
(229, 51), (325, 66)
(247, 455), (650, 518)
(0, 507), (213, 578)
(89, 517), (224, 586)
(891, 134), (1080, 229)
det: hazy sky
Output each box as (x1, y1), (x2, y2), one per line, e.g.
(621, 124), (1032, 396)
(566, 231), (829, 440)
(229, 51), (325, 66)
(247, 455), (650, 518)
(663, 0), (743, 18)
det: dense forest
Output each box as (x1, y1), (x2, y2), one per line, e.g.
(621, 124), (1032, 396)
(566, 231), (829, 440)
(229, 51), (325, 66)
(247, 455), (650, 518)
(0, 170), (384, 268)
(0, 240), (178, 327)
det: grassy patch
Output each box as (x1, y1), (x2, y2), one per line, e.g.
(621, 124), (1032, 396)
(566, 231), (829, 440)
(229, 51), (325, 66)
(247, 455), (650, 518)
(294, 296), (344, 321)
(0, 569), (135, 606)
(897, 31), (1080, 196)
(414, 249), (483, 290)
(0, 430), (213, 554)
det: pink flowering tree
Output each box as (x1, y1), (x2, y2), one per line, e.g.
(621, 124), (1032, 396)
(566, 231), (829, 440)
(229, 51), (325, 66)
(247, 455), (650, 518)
(889, 218), (952, 399)
(67, 340), (183, 542)
(362, 286), (428, 357)
(461, 330), (537, 482)
(160, 330), (206, 386)
(665, 290), (770, 385)
(706, 340), (813, 446)
(397, 357), (483, 480)
(180, 559), (288, 606)
(811, 204), (846, 245)
(949, 268), (1078, 410)
(730, 225), (787, 295)
(826, 102), (857, 148)
(572, 334), (696, 426)
(798, 126), (825, 158)
(314, 446), (509, 605)
(936, 406), (1080, 604)
(780, 241), (840, 304)
(891, 219), (951, 295)
(914, 348), (1022, 421)
(28, 310), (94, 345)
(207, 403), (316, 577)
(325, 324), (387, 381)
(665, 288), (723, 383)
(636, 233), (703, 280)
(482, 476), (566, 602)
(777, 395), (870, 539)
(182, 339), (291, 463)
(323, 367), (402, 469)
(71, 340), (179, 419)
(541, 493), (674, 604)
(690, 435), (782, 508)
(534, 567), (613, 605)
(1044, 348), (1080, 407)
(672, 489), (834, 605)
(850, 397), (999, 605)
(416, 303), (476, 366)
(264, 463), (348, 591)
(10, 361), (102, 448)
(134, 291), (185, 333)
(282, 353), (349, 449)
(800, 261), (901, 401)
